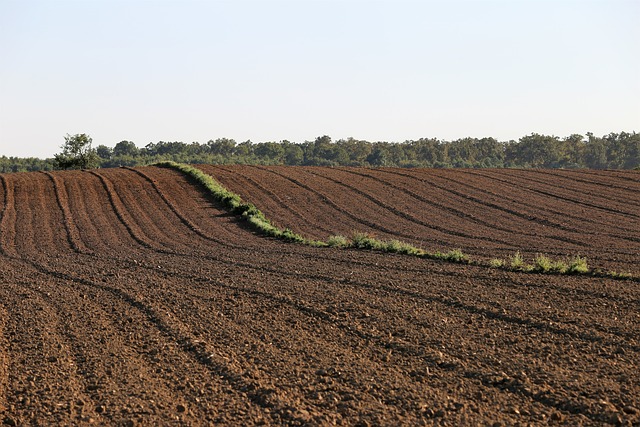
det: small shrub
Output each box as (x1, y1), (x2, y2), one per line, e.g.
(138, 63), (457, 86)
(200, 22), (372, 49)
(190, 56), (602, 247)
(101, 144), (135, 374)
(351, 232), (383, 250)
(534, 255), (570, 273)
(551, 260), (569, 273)
(281, 228), (306, 243)
(489, 258), (505, 268)
(567, 256), (589, 274)
(327, 235), (350, 248)
(385, 239), (423, 255)
(612, 271), (632, 279)
(510, 251), (525, 270)
(533, 254), (553, 272)
(443, 249), (468, 263)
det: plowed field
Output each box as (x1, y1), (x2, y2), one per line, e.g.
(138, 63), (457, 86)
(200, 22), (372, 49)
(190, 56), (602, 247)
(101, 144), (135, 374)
(0, 166), (638, 426)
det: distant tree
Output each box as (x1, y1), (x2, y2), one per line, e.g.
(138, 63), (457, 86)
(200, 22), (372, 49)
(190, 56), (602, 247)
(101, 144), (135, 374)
(113, 140), (139, 157)
(584, 133), (608, 169)
(409, 138), (445, 166)
(283, 141), (304, 165)
(96, 144), (113, 159)
(336, 137), (372, 166)
(254, 141), (285, 163)
(366, 143), (391, 166)
(235, 140), (254, 158)
(206, 138), (236, 156)
(54, 133), (100, 170)
(506, 134), (561, 167)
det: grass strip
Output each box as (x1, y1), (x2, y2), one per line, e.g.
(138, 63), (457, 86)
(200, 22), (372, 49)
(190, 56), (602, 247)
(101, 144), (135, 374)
(157, 162), (637, 281)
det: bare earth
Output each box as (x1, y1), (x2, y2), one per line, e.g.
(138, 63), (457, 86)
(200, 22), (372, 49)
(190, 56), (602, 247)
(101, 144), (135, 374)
(0, 166), (638, 426)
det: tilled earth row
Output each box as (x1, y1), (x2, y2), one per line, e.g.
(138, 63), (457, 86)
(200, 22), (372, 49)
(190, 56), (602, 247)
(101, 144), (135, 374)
(0, 166), (638, 426)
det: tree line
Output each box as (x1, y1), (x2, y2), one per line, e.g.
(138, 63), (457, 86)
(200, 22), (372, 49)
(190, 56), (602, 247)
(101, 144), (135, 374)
(1, 131), (638, 173)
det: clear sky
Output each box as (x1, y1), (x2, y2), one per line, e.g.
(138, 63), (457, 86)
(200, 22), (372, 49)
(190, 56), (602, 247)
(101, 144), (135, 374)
(0, 0), (638, 158)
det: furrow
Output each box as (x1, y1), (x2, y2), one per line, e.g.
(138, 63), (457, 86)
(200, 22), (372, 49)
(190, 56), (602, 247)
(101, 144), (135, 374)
(123, 167), (228, 244)
(87, 170), (163, 252)
(484, 169), (640, 220)
(60, 171), (141, 255)
(385, 168), (639, 269)
(42, 171), (92, 254)
(575, 169), (640, 185)
(247, 165), (428, 242)
(458, 169), (640, 236)
(18, 258), (308, 424)
(339, 167), (596, 248)
(101, 168), (222, 252)
(0, 175), (17, 257)
(519, 169), (640, 208)
(15, 260), (259, 424)
(206, 165), (337, 237)
(0, 303), (7, 416)
(73, 241), (638, 355)
(71, 247), (638, 425)
(0, 279), (95, 424)
(374, 168), (592, 248)
(294, 166), (528, 248)
(531, 169), (640, 197)
(12, 173), (54, 257)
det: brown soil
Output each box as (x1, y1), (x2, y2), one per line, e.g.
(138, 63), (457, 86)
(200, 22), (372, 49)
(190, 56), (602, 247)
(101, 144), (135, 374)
(0, 166), (638, 426)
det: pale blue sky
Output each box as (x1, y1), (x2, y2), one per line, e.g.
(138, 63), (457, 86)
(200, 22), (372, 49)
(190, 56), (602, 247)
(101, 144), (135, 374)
(0, 0), (638, 158)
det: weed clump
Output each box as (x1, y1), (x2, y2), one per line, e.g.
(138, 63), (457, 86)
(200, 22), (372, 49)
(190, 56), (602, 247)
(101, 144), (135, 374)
(567, 256), (589, 274)
(440, 249), (468, 263)
(533, 254), (569, 273)
(489, 258), (505, 268)
(351, 232), (384, 250)
(327, 235), (350, 248)
(386, 239), (424, 255)
(510, 251), (525, 270)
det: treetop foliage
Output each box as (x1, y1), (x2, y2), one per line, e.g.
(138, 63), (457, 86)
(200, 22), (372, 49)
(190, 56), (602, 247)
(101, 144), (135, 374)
(1, 131), (638, 173)
(53, 133), (100, 170)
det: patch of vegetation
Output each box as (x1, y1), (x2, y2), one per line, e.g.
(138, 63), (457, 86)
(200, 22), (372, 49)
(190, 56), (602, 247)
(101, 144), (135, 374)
(327, 232), (466, 261)
(489, 258), (505, 268)
(351, 232), (385, 251)
(510, 251), (526, 270)
(386, 239), (425, 256)
(327, 235), (350, 248)
(432, 249), (469, 263)
(533, 254), (570, 273)
(602, 270), (634, 280)
(566, 256), (589, 274)
(54, 133), (100, 170)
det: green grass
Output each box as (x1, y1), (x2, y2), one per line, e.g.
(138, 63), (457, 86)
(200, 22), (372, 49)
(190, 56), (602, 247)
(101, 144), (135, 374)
(431, 249), (469, 263)
(533, 254), (570, 273)
(157, 162), (638, 280)
(326, 235), (350, 248)
(566, 256), (589, 274)
(489, 258), (505, 268)
(510, 251), (525, 270)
